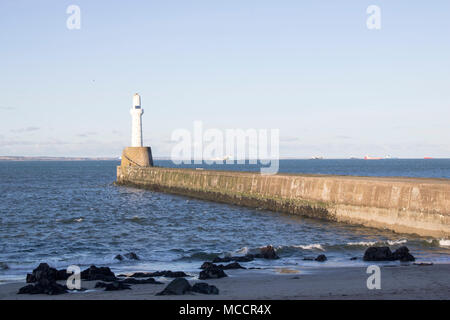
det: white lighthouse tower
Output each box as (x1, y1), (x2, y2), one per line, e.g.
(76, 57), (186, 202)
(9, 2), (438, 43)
(130, 93), (144, 147)
(120, 93), (153, 167)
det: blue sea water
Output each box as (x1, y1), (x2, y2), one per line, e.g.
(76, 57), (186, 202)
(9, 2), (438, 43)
(0, 159), (449, 283)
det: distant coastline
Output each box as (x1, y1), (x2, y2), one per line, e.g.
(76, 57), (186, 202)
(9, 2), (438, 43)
(0, 156), (119, 161)
(1, 156), (448, 162)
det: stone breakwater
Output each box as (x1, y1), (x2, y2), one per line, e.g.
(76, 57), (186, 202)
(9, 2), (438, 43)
(116, 166), (450, 238)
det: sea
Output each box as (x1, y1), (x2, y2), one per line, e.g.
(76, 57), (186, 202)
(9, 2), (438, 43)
(1, 159), (450, 283)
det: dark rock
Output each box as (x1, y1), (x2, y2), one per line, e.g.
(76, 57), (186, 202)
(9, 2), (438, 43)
(19, 263), (67, 295)
(118, 272), (150, 278)
(200, 262), (215, 269)
(191, 282), (219, 295)
(315, 254), (327, 262)
(18, 282), (67, 295)
(363, 246), (415, 262)
(94, 282), (108, 288)
(156, 278), (192, 295)
(350, 257), (358, 261)
(56, 269), (70, 281)
(95, 281), (131, 291)
(221, 262), (246, 270)
(124, 252), (140, 260)
(392, 246), (415, 262)
(114, 254), (124, 261)
(255, 246), (279, 259)
(0, 262), (9, 270)
(104, 282), (131, 291)
(81, 265), (116, 282)
(152, 270), (187, 278)
(201, 262), (245, 270)
(121, 277), (162, 285)
(233, 254), (255, 262)
(26, 273), (36, 283)
(119, 270), (188, 278)
(30, 263), (57, 283)
(413, 262), (433, 266)
(18, 284), (39, 294)
(199, 265), (227, 280)
(363, 247), (394, 261)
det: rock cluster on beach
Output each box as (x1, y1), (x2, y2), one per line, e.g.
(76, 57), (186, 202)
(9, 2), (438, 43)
(18, 263), (167, 295)
(16, 244), (419, 296)
(199, 264), (228, 280)
(211, 245), (280, 264)
(363, 246), (415, 262)
(156, 278), (219, 295)
(19, 263), (69, 295)
(200, 262), (246, 270)
(81, 265), (117, 282)
(118, 270), (188, 278)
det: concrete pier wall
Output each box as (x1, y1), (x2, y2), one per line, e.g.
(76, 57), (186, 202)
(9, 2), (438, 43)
(116, 166), (450, 238)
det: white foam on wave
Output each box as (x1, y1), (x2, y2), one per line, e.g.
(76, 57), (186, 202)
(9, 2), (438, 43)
(439, 239), (450, 247)
(387, 239), (407, 245)
(293, 244), (325, 251)
(234, 247), (249, 255)
(346, 239), (407, 247)
(346, 241), (377, 246)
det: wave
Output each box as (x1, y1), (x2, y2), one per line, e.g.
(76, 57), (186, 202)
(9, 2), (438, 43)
(388, 239), (408, 245)
(234, 247), (250, 255)
(273, 239), (413, 256)
(55, 218), (84, 224)
(292, 244), (325, 251)
(416, 239), (450, 248)
(345, 239), (407, 247)
(345, 241), (377, 247)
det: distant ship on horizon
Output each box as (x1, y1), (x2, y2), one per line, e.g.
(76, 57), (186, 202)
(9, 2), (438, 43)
(364, 155), (383, 160)
(363, 155), (399, 160)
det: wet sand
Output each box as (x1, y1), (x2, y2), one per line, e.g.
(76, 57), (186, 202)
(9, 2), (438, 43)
(1, 264), (449, 300)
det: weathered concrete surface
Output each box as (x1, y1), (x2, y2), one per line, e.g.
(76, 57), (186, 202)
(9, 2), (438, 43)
(120, 147), (153, 167)
(116, 166), (450, 238)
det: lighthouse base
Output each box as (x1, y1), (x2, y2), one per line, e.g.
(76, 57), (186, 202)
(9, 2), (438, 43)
(121, 147), (153, 167)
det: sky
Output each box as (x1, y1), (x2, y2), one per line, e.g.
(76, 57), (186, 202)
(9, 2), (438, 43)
(0, 0), (449, 158)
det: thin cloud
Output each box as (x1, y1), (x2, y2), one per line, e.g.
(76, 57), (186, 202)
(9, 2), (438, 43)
(280, 137), (300, 142)
(335, 135), (352, 140)
(76, 132), (97, 138)
(11, 126), (40, 133)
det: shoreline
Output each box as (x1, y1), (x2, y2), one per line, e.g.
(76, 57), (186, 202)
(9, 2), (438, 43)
(1, 264), (449, 300)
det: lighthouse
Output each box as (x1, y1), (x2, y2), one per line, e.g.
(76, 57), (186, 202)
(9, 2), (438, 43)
(120, 93), (153, 167)
(130, 93), (144, 147)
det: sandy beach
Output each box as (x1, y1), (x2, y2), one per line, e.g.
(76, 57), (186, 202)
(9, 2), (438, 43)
(1, 264), (449, 300)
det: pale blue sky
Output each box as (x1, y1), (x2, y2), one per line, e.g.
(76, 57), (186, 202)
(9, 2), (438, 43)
(1, 0), (449, 158)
